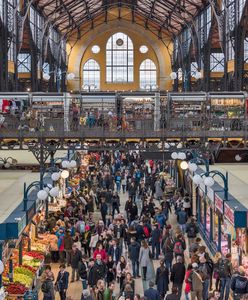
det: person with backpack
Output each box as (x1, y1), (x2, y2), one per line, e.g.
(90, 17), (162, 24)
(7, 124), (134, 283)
(170, 256), (186, 299)
(231, 266), (248, 299)
(173, 233), (186, 260)
(186, 218), (199, 247)
(189, 263), (204, 300)
(151, 223), (162, 260)
(128, 237), (141, 278)
(218, 253), (233, 300)
(78, 255), (88, 289)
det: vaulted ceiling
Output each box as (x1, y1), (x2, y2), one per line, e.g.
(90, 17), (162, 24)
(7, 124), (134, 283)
(33, 0), (208, 37)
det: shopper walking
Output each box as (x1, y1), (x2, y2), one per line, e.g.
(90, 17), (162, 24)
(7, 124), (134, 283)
(170, 256), (186, 299)
(55, 264), (69, 300)
(219, 253), (233, 300)
(139, 240), (151, 281)
(128, 237), (140, 278)
(144, 281), (160, 300)
(155, 259), (169, 299)
(71, 244), (82, 282)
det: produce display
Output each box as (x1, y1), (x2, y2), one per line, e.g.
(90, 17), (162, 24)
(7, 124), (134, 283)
(23, 251), (44, 261)
(15, 267), (35, 279)
(13, 273), (33, 287)
(5, 283), (28, 295)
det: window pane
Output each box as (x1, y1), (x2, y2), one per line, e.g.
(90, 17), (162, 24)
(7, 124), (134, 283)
(139, 59), (157, 89)
(106, 32), (133, 83)
(83, 59), (100, 89)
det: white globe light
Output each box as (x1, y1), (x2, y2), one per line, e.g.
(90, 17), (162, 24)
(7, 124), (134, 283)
(61, 170), (69, 179)
(171, 152), (178, 160)
(170, 143), (175, 147)
(66, 73), (75, 80)
(193, 174), (203, 185)
(69, 160), (77, 168)
(177, 143), (183, 149)
(43, 73), (50, 81)
(49, 187), (60, 197)
(61, 160), (69, 168)
(37, 190), (48, 201)
(51, 172), (61, 181)
(180, 161), (188, 170)
(235, 154), (242, 161)
(188, 162), (198, 172)
(170, 72), (177, 80)
(204, 176), (215, 187)
(0, 260), (4, 274)
(164, 143), (170, 149)
(4, 162), (10, 169)
(178, 152), (186, 160)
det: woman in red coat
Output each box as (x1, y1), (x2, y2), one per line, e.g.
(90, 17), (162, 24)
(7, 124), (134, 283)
(93, 242), (107, 262)
(184, 263), (193, 300)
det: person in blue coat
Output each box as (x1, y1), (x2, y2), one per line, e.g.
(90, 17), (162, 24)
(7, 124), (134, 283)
(144, 281), (160, 300)
(155, 260), (169, 299)
(108, 239), (121, 265)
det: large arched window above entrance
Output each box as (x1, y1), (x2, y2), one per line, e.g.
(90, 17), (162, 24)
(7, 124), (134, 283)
(106, 32), (134, 83)
(83, 59), (100, 90)
(139, 59), (157, 90)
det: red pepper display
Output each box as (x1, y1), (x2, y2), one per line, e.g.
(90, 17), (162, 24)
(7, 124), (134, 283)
(6, 283), (28, 295)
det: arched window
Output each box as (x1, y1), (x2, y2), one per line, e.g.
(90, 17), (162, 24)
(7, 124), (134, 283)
(106, 32), (133, 83)
(139, 59), (157, 90)
(83, 59), (100, 90)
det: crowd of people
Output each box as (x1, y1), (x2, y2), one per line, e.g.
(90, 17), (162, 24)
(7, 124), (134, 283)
(39, 151), (248, 300)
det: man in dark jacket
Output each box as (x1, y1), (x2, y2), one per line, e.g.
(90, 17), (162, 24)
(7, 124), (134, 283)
(71, 244), (82, 282)
(231, 266), (248, 300)
(108, 239), (121, 265)
(55, 264), (69, 300)
(87, 258), (95, 288)
(170, 256), (186, 299)
(128, 237), (140, 278)
(151, 224), (162, 259)
(144, 281), (160, 300)
(91, 254), (107, 286)
(111, 192), (120, 217)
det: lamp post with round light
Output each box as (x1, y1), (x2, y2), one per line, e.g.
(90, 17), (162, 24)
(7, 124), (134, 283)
(171, 151), (187, 187)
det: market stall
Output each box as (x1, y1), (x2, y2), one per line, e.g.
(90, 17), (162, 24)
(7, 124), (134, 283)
(209, 92), (246, 130)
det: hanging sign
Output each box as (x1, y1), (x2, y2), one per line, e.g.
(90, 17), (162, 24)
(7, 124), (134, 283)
(214, 193), (223, 214)
(224, 202), (235, 226)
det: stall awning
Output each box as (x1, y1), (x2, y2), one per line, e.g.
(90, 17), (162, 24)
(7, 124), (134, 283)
(126, 139), (140, 142)
(106, 139), (120, 142)
(146, 139), (160, 142)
